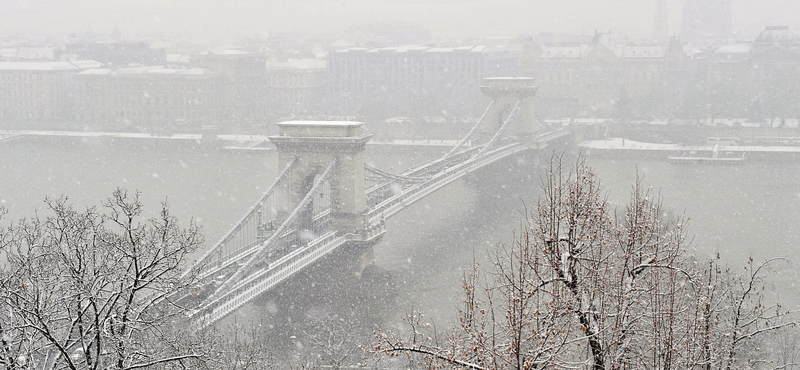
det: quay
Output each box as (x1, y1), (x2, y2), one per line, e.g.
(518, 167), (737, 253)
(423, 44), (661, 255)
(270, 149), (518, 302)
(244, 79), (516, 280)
(580, 137), (800, 161)
(0, 129), (459, 150)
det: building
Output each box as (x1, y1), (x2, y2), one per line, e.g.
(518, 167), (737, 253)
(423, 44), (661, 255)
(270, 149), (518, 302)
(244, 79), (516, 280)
(74, 66), (226, 128)
(0, 47), (56, 61)
(327, 45), (519, 118)
(265, 58), (327, 118)
(61, 42), (166, 66)
(190, 49), (268, 125)
(706, 26), (800, 119)
(0, 60), (102, 126)
(522, 33), (691, 118)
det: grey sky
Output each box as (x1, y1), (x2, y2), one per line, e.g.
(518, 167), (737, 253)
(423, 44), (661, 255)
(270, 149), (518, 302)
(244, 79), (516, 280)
(2, 0), (799, 40)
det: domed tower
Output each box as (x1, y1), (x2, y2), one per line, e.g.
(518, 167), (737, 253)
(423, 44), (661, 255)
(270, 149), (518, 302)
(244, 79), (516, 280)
(753, 26), (800, 52)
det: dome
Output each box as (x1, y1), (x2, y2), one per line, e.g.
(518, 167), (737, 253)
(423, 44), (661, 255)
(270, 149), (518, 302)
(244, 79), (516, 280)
(754, 26), (800, 49)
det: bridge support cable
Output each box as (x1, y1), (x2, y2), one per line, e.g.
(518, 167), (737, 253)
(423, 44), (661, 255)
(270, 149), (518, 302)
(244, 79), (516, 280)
(183, 157), (298, 280)
(536, 114), (557, 130)
(206, 158), (338, 303)
(365, 145), (485, 208)
(477, 99), (521, 158)
(364, 164), (428, 182)
(441, 99), (495, 159)
(366, 141), (527, 224)
(195, 230), (346, 327)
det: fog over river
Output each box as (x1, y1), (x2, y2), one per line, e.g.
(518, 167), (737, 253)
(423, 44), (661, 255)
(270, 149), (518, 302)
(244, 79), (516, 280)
(1, 139), (798, 330)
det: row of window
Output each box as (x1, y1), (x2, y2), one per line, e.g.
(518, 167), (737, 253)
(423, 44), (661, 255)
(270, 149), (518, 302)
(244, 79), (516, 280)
(0, 73), (65, 81)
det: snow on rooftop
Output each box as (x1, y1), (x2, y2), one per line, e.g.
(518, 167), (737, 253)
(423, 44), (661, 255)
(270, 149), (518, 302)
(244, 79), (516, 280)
(0, 48), (17, 58)
(265, 58), (326, 70)
(335, 47), (368, 53)
(78, 68), (113, 75)
(622, 45), (667, 58)
(78, 66), (216, 76)
(715, 44), (753, 54)
(284, 121), (360, 127)
(149, 40), (171, 49)
(70, 60), (103, 68)
(336, 45), (498, 54)
(484, 77), (534, 80)
(540, 45), (585, 59)
(15, 47), (55, 60)
(425, 47), (454, 52)
(200, 48), (251, 55)
(0, 60), (102, 71)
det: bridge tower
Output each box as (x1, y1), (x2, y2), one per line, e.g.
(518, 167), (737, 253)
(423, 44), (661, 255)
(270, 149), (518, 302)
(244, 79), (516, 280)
(480, 77), (539, 148)
(269, 121), (371, 235)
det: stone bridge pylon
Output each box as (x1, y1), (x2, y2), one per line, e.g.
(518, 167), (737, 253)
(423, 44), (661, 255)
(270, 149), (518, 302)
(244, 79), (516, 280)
(268, 121), (371, 235)
(480, 77), (539, 148)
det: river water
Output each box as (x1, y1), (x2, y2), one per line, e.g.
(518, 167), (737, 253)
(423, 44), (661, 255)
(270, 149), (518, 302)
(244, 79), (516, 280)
(2, 139), (799, 335)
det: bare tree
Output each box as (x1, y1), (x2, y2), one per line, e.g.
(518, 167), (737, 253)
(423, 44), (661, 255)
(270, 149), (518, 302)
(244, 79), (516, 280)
(192, 320), (279, 370)
(299, 309), (366, 369)
(0, 189), (206, 370)
(375, 154), (796, 369)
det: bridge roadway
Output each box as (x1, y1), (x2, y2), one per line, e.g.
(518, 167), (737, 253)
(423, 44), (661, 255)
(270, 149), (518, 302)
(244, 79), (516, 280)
(186, 128), (568, 327)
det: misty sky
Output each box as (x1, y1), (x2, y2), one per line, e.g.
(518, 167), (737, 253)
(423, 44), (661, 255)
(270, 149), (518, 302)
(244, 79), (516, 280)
(2, 0), (800, 40)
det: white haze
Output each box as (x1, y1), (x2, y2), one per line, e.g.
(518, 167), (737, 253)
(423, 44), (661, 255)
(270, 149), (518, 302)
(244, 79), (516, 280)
(2, 0), (800, 39)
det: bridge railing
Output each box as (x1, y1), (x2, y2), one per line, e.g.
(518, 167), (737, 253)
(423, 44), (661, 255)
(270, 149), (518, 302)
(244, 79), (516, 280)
(190, 207), (335, 287)
(365, 104), (526, 221)
(365, 145), (485, 208)
(206, 159), (338, 303)
(367, 141), (526, 224)
(441, 99), (495, 159)
(194, 230), (346, 327)
(185, 157), (298, 279)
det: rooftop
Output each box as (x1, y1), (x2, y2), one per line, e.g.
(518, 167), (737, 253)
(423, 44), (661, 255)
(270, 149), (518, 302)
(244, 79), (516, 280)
(622, 45), (667, 58)
(266, 58), (326, 70)
(0, 60), (102, 71)
(78, 66), (217, 76)
(335, 45), (501, 54)
(715, 44), (753, 54)
(276, 121), (363, 127)
(755, 26), (800, 48)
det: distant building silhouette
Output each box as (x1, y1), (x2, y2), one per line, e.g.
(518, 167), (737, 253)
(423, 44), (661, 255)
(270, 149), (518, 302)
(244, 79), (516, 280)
(327, 45), (518, 119)
(520, 32), (691, 118)
(74, 66), (226, 128)
(60, 42), (166, 67)
(0, 60), (102, 124)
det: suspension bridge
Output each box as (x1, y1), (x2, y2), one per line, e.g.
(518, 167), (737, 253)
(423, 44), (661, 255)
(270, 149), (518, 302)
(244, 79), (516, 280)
(181, 77), (570, 327)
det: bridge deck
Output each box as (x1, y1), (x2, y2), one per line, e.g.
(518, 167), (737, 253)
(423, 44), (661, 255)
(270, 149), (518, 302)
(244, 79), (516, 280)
(191, 140), (537, 327)
(182, 98), (570, 327)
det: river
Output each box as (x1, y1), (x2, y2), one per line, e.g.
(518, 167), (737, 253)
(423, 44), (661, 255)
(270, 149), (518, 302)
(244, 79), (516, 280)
(2, 138), (799, 337)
